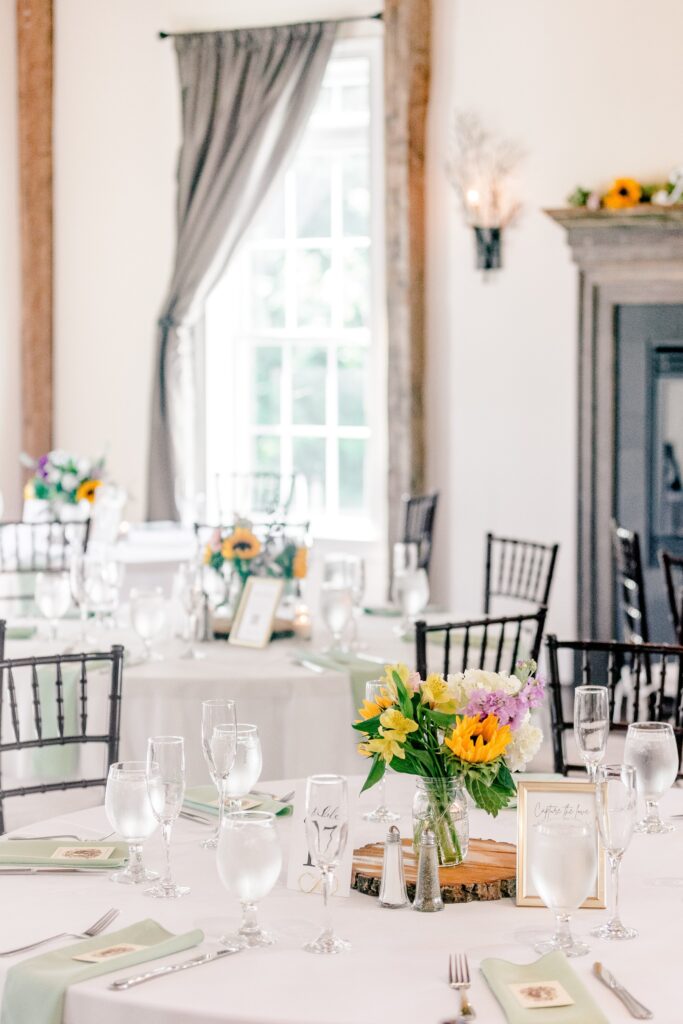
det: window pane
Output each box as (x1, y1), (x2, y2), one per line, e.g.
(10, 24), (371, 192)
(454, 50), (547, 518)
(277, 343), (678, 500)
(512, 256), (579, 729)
(342, 153), (370, 236)
(250, 183), (285, 241)
(254, 347), (281, 425)
(251, 251), (285, 329)
(338, 347), (367, 426)
(293, 346), (326, 425)
(253, 436), (281, 475)
(297, 249), (332, 327)
(296, 157), (331, 238)
(339, 439), (366, 511)
(343, 246), (370, 328)
(341, 84), (367, 112)
(293, 437), (326, 511)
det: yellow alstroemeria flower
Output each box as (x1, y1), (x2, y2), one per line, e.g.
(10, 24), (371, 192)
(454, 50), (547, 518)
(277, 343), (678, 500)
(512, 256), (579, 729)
(366, 732), (407, 764)
(221, 527), (261, 561)
(357, 742), (372, 758)
(203, 543), (214, 565)
(379, 708), (418, 741)
(421, 673), (457, 713)
(75, 479), (102, 503)
(444, 714), (512, 765)
(292, 546), (308, 579)
(357, 688), (394, 721)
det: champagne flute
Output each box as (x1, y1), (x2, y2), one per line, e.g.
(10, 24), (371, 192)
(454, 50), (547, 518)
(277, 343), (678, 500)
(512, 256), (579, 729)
(362, 682), (399, 823)
(217, 810), (282, 948)
(145, 736), (189, 898)
(130, 586), (167, 661)
(624, 721), (679, 833)
(105, 761), (159, 884)
(224, 725), (263, 811)
(592, 764), (637, 940)
(200, 700), (237, 849)
(35, 571), (71, 640)
(303, 774), (350, 954)
(574, 685), (609, 781)
(530, 820), (597, 957)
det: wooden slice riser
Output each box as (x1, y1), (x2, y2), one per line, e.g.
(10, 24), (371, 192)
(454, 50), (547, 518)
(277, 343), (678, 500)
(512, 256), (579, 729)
(352, 837), (517, 904)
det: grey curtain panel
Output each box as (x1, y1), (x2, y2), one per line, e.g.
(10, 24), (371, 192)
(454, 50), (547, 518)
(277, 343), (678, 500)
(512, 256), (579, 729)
(147, 21), (336, 520)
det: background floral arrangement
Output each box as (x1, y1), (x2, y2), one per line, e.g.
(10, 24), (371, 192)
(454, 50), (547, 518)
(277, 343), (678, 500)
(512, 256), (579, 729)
(21, 450), (105, 506)
(203, 519), (308, 588)
(568, 167), (683, 211)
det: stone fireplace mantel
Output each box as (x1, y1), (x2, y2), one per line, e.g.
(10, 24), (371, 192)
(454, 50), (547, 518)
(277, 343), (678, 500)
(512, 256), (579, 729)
(547, 207), (683, 640)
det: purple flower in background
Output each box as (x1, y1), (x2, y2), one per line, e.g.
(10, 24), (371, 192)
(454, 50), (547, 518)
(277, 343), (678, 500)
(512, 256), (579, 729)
(38, 455), (50, 479)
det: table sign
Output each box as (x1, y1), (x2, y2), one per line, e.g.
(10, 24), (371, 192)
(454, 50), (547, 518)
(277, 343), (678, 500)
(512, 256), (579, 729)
(515, 779), (606, 908)
(286, 782), (354, 897)
(229, 577), (284, 648)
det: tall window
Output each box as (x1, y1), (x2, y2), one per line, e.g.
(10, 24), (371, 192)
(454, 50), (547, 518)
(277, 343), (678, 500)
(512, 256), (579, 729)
(204, 35), (385, 538)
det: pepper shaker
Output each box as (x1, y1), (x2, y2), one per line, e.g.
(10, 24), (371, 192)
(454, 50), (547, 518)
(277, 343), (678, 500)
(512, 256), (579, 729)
(413, 828), (444, 912)
(378, 825), (408, 908)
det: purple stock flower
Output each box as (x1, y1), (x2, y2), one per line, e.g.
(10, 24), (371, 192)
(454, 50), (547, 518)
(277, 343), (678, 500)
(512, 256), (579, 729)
(464, 673), (546, 732)
(38, 454), (50, 479)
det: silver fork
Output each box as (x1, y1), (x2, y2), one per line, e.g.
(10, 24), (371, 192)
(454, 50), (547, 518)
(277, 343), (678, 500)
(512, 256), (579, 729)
(6, 832), (116, 842)
(449, 953), (476, 1020)
(0, 907), (119, 957)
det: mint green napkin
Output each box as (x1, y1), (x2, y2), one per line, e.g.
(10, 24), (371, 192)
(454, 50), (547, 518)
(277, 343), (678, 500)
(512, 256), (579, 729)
(480, 951), (609, 1023)
(184, 785), (293, 817)
(0, 840), (128, 868)
(4, 626), (37, 641)
(0, 919), (203, 1024)
(294, 649), (383, 710)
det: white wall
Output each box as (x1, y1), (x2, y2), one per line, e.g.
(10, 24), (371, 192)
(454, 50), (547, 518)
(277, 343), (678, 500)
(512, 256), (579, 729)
(426, 0), (683, 637)
(0, 0), (21, 518)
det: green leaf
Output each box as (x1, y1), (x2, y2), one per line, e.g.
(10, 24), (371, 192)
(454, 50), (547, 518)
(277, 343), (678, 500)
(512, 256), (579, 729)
(464, 771), (514, 817)
(425, 709), (457, 730)
(495, 760), (517, 795)
(392, 670), (413, 718)
(360, 755), (386, 792)
(351, 714), (382, 734)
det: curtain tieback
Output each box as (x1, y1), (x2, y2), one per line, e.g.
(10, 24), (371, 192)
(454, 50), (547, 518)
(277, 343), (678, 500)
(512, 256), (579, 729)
(158, 314), (177, 331)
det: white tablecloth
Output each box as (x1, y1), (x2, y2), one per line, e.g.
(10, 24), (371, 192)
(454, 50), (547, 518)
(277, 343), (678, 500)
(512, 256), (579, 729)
(0, 774), (678, 1023)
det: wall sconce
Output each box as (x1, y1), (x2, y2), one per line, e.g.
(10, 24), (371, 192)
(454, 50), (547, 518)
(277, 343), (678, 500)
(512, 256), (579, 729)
(446, 112), (523, 273)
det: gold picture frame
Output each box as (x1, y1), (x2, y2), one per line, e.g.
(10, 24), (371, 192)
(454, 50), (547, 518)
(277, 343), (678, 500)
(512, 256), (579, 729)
(516, 778), (606, 908)
(228, 576), (284, 649)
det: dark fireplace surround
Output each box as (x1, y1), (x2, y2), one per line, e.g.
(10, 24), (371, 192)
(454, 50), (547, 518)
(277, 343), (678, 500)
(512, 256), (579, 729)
(547, 208), (683, 640)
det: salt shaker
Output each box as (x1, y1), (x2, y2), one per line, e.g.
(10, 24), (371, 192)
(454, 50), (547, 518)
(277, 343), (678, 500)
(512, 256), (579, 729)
(413, 828), (444, 912)
(378, 825), (408, 908)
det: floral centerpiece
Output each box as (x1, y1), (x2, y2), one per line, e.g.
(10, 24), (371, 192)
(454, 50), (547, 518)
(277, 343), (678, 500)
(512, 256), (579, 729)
(203, 519), (308, 589)
(353, 660), (544, 865)
(568, 168), (683, 211)
(21, 450), (105, 515)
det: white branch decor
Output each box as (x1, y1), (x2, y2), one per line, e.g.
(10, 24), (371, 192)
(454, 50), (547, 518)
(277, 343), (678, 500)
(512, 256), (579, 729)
(446, 111), (523, 229)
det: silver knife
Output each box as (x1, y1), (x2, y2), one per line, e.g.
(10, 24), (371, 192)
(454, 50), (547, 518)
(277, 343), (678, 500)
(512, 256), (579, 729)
(593, 962), (653, 1019)
(109, 947), (240, 991)
(0, 867), (110, 875)
(291, 656), (325, 673)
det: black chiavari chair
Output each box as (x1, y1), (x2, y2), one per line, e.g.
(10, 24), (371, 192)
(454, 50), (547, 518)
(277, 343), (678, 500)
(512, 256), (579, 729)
(546, 634), (683, 777)
(661, 550), (683, 644)
(483, 533), (559, 614)
(611, 520), (649, 643)
(0, 637), (124, 833)
(402, 493), (439, 574)
(0, 519), (90, 604)
(415, 607), (547, 680)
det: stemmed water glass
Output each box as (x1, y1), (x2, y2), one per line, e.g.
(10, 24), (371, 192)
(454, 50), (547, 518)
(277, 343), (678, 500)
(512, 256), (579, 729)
(69, 553), (89, 644)
(347, 556), (366, 650)
(217, 810), (282, 948)
(179, 562), (206, 660)
(320, 582), (353, 655)
(145, 736), (189, 898)
(83, 553), (123, 632)
(574, 685), (610, 781)
(224, 725), (263, 811)
(624, 721), (679, 833)
(391, 542), (429, 637)
(304, 774), (350, 955)
(105, 761), (159, 884)
(130, 586), (167, 661)
(200, 700), (237, 849)
(529, 820), (597, 957)
(592, 764), (637, 940)
(362, 682), (399, 823)
(35, 571), (71, 640)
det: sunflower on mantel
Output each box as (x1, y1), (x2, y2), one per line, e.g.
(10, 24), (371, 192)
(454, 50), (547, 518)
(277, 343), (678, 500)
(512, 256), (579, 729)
(568, 172), (677, 211)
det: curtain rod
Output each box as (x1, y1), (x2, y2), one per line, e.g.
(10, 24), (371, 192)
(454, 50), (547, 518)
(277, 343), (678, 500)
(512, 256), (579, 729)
(159, 11), (382, 39)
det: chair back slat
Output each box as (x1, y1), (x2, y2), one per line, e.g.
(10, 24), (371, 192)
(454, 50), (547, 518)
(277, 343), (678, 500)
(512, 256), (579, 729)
(661, 550), (683, 644)
(402, 493), (439, 575)
(611, 520), (649, 643)
(484, 533), (559, 613)
(79, 657), (88, 736)
(7, 667), (20, 743)
(31, 663), (42, 740)
(55, 662), (64, 739)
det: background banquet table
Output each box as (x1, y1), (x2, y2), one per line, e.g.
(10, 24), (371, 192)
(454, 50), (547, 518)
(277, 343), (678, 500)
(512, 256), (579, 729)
(0, 774), (678, 1023)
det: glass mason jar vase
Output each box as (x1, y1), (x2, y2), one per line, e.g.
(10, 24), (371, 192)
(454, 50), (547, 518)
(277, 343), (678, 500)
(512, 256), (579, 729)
(412, 777), (469, 867)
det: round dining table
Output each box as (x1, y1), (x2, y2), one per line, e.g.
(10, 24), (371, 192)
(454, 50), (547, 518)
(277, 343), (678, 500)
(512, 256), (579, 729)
(0, 773), (678, 1023)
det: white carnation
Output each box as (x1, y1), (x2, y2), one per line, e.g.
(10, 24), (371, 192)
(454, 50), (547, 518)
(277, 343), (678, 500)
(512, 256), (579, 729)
(60, 472), (78, 492)
(505, 719), (543, 773)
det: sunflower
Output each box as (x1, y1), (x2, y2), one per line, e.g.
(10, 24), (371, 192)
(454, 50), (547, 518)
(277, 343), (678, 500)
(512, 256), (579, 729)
(602, 178), (642, 210)
(292, 546), (308, 579)
(75, 479), (102, 503)
(220, 527), (261, 561)
(444, 713), (512, 764)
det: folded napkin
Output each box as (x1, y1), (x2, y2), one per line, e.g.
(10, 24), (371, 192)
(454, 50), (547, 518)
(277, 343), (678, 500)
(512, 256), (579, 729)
(293, 649), (384, 709)
(184, 785), (293, 817)
(4, 626), (38, 640)
(0, 840), (128, 869)
(0, 919), (203, 1024)
(480, 951), (609, 1024)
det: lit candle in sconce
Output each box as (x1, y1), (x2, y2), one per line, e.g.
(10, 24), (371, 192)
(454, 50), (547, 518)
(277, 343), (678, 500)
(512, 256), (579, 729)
(466, 187), (480, 211)
(293, 603), (312, 641)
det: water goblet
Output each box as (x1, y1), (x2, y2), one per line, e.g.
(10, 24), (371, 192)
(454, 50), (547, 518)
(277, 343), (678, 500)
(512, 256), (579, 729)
(362, 682), (399, 823)
(592, 764), (637, 940)
(224, 725), (263, 811)
(35, 571), (71, 640)
(217, 810), (282, 948)
(200, 700), (237, 849)
(130, 586), (167, 661)
(303, 774), (350, 954)
(391, 543), (428, 637)
(320, 582), (353, 654)
(624, 721), (679, 833)
(179, 563), (206, 660)
(347, 556), (366, 650)
(530, 820), (597, 957)
(574, 685), (609, 781)
(105, 761), (159, 884)
(83, 553), (123, 631)
(145, 736), (190, 898)
(69, 552), (90, 644)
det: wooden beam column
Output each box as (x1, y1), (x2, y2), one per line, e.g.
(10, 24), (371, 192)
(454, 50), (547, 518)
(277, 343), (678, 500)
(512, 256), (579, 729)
(384, 0), (431, 550)
(16, 0), (53, 459)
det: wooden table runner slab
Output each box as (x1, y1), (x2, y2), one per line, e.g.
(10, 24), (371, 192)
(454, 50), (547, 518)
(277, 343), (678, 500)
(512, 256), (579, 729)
(352, 837), (516, 903)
